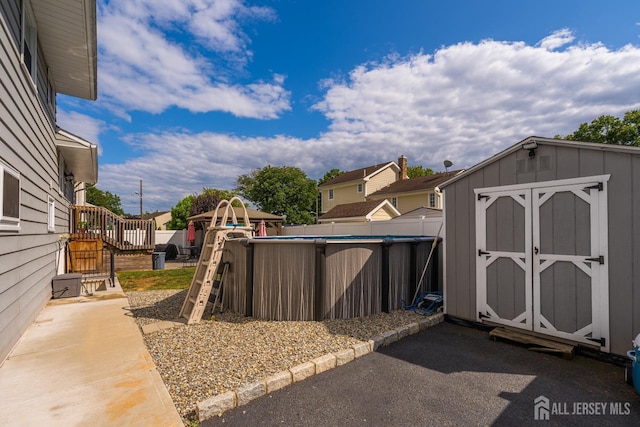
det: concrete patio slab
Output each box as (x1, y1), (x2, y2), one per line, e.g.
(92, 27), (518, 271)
(0, 287), (182, 427)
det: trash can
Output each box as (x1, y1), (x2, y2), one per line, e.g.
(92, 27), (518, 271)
(152, 252), (166, 270)
(626, 334), (640, 394)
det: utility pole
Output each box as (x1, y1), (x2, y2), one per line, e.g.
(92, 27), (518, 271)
(135, 180), (143, 218)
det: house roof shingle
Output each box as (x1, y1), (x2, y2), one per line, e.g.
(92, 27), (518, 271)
(318, 200), (391, 220)
(318, 162), (396, 187)
(368, 170), (462, 197)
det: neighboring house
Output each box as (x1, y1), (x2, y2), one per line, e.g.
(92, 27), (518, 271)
(318, 159), (401, 214)
(317, 200), (401, 223)
(143, 211), (172, 230)
(0, 0), (98, 362)
(440, 136), (640, 356)
(368, 170), (461, 213)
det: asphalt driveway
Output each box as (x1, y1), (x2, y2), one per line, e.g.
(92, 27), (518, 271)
(204, 320), (640, 426)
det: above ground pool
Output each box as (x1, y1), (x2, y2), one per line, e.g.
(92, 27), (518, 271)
(219, 235), (442, 321)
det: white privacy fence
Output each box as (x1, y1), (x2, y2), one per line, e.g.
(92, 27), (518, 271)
(155, 230), (187, 247)
(283, 217), (443, 237)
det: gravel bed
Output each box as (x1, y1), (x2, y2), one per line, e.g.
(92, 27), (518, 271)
(126, 289), (426, 422)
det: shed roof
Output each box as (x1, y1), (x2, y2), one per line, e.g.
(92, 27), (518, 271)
(318, 162), (398, 187)
(439, 136), (640, 189)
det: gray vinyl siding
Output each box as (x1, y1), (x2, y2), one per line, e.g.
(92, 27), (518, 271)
(0, 0), (20, 48)
(443, 141), (640, 355)
(0, 3), (70, 362)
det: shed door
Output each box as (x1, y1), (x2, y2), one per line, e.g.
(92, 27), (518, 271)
(476, 176), (609, 350)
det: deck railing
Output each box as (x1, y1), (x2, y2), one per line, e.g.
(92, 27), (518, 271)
(70, 205), (155, 251)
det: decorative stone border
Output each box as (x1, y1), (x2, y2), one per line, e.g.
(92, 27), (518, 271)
(196, 312), (444, 422)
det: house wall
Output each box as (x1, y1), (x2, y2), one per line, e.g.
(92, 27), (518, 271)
(0, 2), (71, 362)
(320, 167), (399, 214)
(321, 181), (366, 214)
(366, 167), (397, 196)
(443, 142), (640, 355)
(370, 208), (394, 221)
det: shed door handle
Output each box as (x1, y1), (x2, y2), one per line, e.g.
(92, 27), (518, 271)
(534, 247), (539, 255)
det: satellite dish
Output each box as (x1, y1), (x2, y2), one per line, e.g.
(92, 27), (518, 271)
(444, 160), (453, 173)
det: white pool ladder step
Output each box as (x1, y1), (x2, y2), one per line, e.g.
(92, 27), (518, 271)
(179, 198), (253, 324)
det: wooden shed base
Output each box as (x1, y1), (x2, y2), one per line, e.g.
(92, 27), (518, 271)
(489, 327), (575, 359)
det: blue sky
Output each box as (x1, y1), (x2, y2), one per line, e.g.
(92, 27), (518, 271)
(58, 0), (640, 214)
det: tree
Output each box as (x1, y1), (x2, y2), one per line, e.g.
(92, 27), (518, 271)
(318, 168), (343, 185)
(167, 194), (195, 230)
(167, 188), (240, 230)
(406, 165), (434, 178)
(189, 188), (239, 217)
(559, 110), (640, 146)
(236, 165), (317, 225)
(86, 184), (125, 216)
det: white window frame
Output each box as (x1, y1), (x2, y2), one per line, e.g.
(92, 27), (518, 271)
(429, 193), (436, 208)
(357, 183), (363, 193)
(328, 189), (334, 200)
(47, 196), (55, 232)
(21, 0), (38, 85)
(0, 161), (21, 231)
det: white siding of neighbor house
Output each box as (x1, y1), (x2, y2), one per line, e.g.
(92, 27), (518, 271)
(0, 1), (71, 362)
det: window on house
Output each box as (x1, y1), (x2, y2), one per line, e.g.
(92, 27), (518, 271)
(391, 197), (397, 208)
(328, 189), (334, 200)
(357, 183), (363, 193)
(1, 162), (21, 231)
(21, 0), (37, 83)
(48, 196), (55, 232)
(429, 193), (436, 208)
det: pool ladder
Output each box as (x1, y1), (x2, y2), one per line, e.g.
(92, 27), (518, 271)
(179, 198), (253, 324)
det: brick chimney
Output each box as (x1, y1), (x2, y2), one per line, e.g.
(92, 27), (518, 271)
(398, 155), (408, 180)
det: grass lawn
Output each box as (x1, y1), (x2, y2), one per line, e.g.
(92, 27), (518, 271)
(118, 267), (195, 292)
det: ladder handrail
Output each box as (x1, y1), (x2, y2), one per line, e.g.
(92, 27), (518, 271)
(209, 197), (253, 230)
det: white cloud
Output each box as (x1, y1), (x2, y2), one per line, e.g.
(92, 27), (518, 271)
(56, 110), (105, 155)
(93, 30), (640, 213)
(96, 0), (289, 118)
(537, 28), (575, 50)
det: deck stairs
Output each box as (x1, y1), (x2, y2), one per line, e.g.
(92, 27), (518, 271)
(179, 198), (254, 324)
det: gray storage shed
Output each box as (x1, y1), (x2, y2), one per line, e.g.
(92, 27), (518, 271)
(440, 136), (640, 356)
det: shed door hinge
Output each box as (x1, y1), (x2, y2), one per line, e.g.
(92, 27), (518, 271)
(478, 249), (490, 256)
(585, 256), (604, 265)
(477, 194), (490, 201)
(584, 182), (603, 192)
(479, 312), (491, 319)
